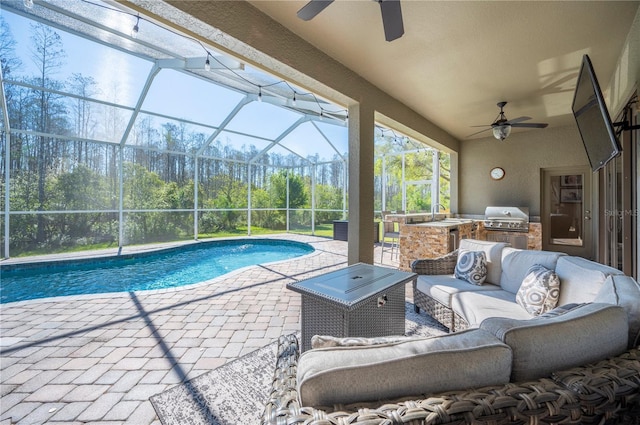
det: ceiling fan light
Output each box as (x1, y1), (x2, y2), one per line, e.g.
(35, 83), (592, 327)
(493, 124), (511, 141)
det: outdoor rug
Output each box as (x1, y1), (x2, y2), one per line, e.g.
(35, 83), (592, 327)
(150, 302), (448, 425)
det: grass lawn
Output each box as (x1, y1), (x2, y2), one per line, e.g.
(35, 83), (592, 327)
(12, 224), (338, 258)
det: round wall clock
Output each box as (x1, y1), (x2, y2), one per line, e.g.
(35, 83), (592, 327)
(490, 167), (505, 180)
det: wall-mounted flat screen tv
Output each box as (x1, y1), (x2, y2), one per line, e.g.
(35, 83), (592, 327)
(571, 54), (621, 172)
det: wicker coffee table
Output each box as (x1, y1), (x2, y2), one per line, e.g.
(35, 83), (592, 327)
(287, 263), (417, 351)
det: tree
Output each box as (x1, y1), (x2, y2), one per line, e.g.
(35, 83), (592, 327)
(0, 16), (22, 79)
(250, 186), (284, 229)
(29, 23), (67, 243)
(49, 164), (113, 246)
(204, 174), (247, 231)
(0, 16), (22, 178)
(123, 162), (164, 209)
(314, 183), (343, 224)
(67, 73), (99, 164)
(269, 170), (308, 209)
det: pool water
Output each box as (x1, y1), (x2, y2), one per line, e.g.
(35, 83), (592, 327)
(0, 239), (314, 304)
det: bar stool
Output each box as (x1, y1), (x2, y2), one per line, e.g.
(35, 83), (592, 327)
(380, 218), (400, 263)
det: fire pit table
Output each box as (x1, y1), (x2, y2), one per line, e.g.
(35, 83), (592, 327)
(287, 263), (417, 351)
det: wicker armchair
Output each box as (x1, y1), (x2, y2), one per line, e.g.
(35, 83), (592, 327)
(411, 250), (472, 332)
(261, 334), (640, 425)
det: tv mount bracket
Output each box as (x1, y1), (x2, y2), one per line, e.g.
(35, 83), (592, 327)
(613, 98), (640, 136)
(613, 121), (640, 137)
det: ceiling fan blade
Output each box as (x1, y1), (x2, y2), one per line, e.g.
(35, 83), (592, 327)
(511, 122), (549, 129)
(467, 127), (493, 138)
(505, 116), (531, 125)
(379, 0), (404, 41)
(297, 0), (334, 21)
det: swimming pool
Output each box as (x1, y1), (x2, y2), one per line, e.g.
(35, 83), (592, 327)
(0, 239), (314, 304)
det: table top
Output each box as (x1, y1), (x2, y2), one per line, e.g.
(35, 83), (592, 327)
(286, 263), (416, 308)
(384, 212), (440, 224)
(385, 212), (432, 217)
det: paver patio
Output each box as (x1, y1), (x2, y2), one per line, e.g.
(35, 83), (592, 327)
(0, 234), (401, 425)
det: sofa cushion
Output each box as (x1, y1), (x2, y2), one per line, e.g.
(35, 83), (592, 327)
(480, 303), (629, 382)
(458, 239), (510, 285)
(516, 265), (560, 316)
(538, 303), (585, 318)
(455, 250), (488, 285)
(595, 274), (640, 349)
(555, 256), (624, 305)
(297, 329), (512, 407)
(416, 275), (502, 308)
(452, 290), (532, 328)
(499, 248), (565, 294)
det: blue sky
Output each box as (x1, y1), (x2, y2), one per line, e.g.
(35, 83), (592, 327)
(2, 8), (348, 161)
(4, 10), (148, 107)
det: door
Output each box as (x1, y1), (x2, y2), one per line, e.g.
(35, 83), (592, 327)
(542, 166), (594, 258)
(601, 155), (627, 272)
(599, 101), (637, 276)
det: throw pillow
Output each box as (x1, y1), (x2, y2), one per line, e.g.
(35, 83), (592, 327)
(454, 250), (487, 285)
(516, 264), (560, 316)
(311, 334), (421, 349)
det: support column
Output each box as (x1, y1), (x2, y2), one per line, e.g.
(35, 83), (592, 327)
(118, 145), (124, 248)
(194, 155), (199, 240)
(348, 102), (375, 265)
(247, 164), (252, 235)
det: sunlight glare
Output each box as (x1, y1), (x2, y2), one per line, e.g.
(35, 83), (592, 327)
(537, 49), (588, 118)
(95, 48), (141, 107)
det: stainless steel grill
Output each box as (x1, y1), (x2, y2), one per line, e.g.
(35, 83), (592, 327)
(484, 206), (529, 232)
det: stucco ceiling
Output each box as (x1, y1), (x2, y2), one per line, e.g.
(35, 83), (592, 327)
(249, 0), (639, 141)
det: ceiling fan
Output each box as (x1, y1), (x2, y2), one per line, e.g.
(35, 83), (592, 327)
(469, 101), (549, 141)
(297, 0), (405, 42)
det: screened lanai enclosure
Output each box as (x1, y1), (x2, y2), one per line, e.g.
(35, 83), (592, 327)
(0, 0), (450, 258)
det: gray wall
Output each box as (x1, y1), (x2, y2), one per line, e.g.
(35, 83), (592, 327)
(459, 125), (587, 216)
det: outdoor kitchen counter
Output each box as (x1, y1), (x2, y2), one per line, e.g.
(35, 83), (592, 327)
(398, 219), (477, 271)
(398, 220), (543, 271)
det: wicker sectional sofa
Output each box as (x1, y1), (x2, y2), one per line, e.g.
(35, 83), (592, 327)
(412, 239), (640, 340)
(262, 333), (640, 425)
(260, 240), (640, 424)
(261, 302), (640, 424)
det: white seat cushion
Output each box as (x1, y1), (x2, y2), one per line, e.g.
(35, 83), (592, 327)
(416, 275), (502, 308)
(451, 290), (532, 327)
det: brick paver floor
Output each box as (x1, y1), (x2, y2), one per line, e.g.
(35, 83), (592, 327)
(0, 234), (401, 425)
